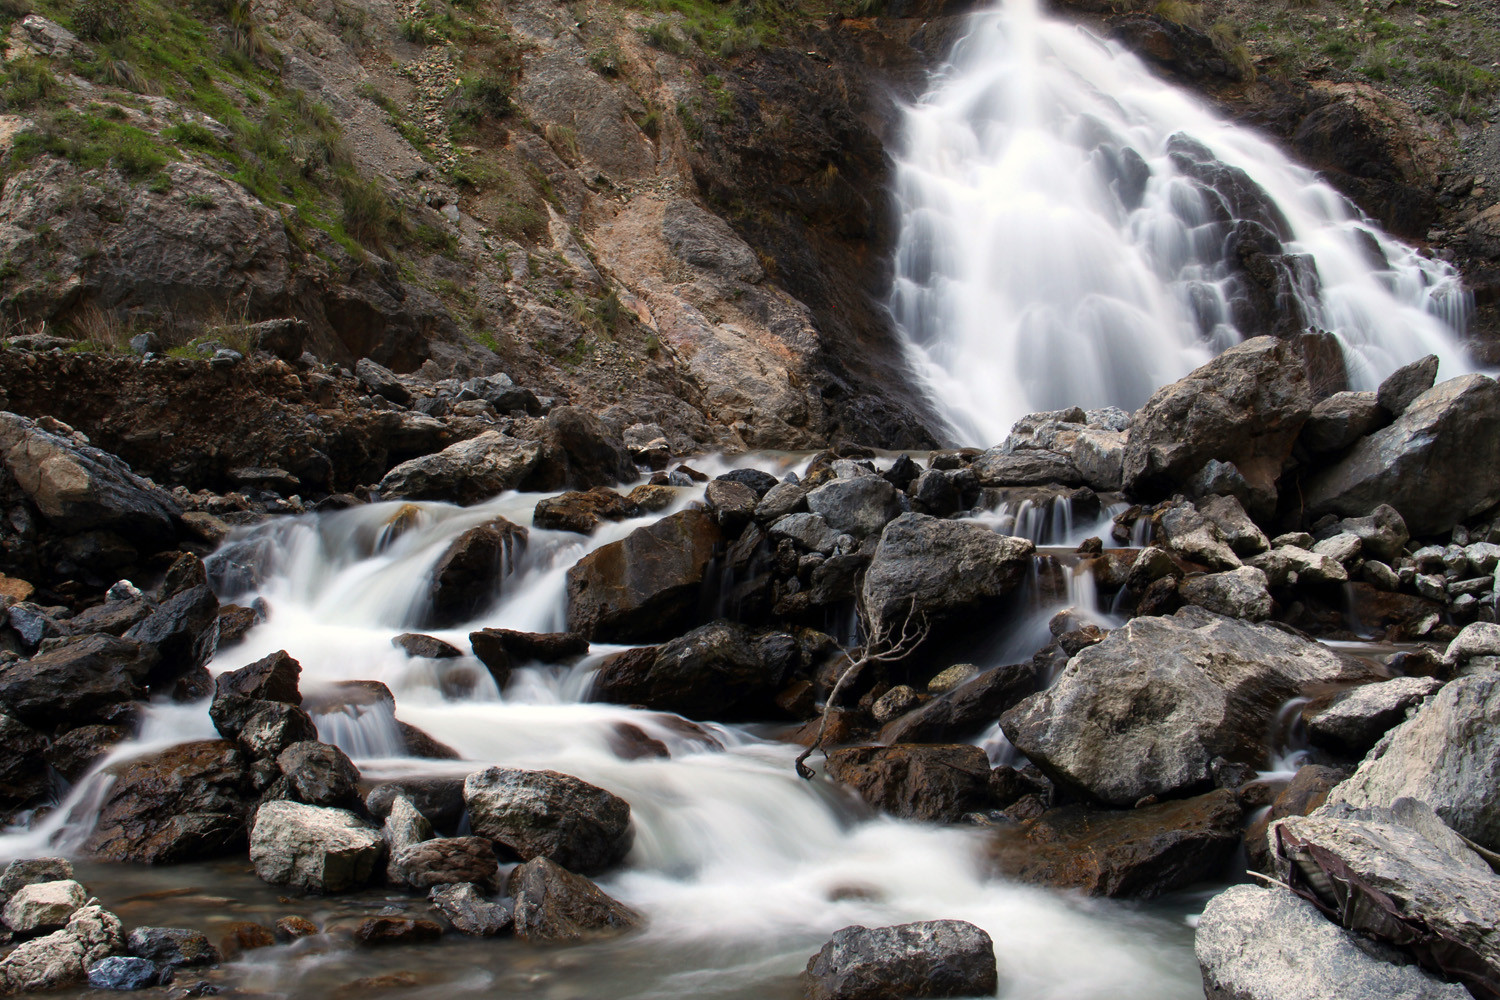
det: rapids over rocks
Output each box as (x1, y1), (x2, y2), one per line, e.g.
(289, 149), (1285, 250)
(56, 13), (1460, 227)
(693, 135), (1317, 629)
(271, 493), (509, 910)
(889, 0), (1474, 445)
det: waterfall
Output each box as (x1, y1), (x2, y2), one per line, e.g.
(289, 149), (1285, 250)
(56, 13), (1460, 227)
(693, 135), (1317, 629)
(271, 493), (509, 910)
(889, 0), (1473, 446)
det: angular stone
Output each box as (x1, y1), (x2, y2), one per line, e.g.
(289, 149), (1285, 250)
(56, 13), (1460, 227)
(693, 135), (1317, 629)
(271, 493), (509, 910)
(353, 916), (443, 946)
(804, 477), (903, 538)
(1300, 390), (1383, 454)
(429, 882), (511, 937)
(0, 634), (157, 727)
(879, 663), (1037, 744)
(1159, 502), (1241, 570)
(125, 927), (219, 968)
(1304, 676), (1442, 756)
(390, 837), (499, 891)
(1178, 566), (1273, 620)
(0, 903), (123, 994)
(3, 880), (86, 933)
(824, 745), (991, 823)
(248, 800), (386, 893)
(1376, 353), (1440, 416)
(463, 767), (632, 875)
(427, 516), (527, 626)
(379, 432), (544, 505)
(508, 857), (641, 943)
(275, 741), (361, 809)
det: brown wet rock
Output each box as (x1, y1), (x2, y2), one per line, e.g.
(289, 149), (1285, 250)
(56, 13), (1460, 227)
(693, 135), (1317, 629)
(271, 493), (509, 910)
(427, 517), (527, 627)
(392, 633), (463, 659)
(987, 788), (1243, 898)
(533, 487), (638, 534)
(1245, 764), (1346, 873)
(877, 663), (1037, 745)
(43, 724), (130, 782)
(353, 916), (443, 946)
(216, 605), (261, 646)
(274, 916), (319, 941)
(219, 921), (275, 958)
(825, 745), (992, 823)
(608, 723), (670, 760)
(508, 857), (642, 943)
(389, 836), (500, 891)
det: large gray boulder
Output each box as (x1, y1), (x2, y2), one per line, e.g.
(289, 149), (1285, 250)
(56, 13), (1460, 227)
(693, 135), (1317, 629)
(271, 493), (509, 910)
(1001, 607), (1374, 806)
(1178, 566), (1273, 620)
(1299, 390), (1384, 455)
(1195, 884), (1466, 1000)
(0, 904), (124, 995)
(462, 767), (632, 875)
(1304, 374), (1500, 535)
(0, 411), (180, 543)
(1325, 672), (1500, 852)
(379, 432), (544, 505)
(248, 800), (386, 893)
(508, 857), (641, 943)
(804, 476), (903, 538)
(1123, 337), (1313, 513)
(802, 920), (998, 1000)
(861, 514), (1034, 636)
(1274, 800), (1500, 997)
(1304, 676), (1442, 756)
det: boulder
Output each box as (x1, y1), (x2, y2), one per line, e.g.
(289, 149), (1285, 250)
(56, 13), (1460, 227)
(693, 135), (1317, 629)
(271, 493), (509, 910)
(588, 621), (797, 721)
(508, 857), (642, 943)
(0, 411), (179, 543)
(1339, 505), (1409, 563)
(239, 702), (318, 759)
(83, 740), (252, 864)
(1304, 676), (1442, 756)
(248, 800), (386, 893)
(533, 488), (636, 534)
(392, 633), (462, 659)
(460, 373), (539, 415)
(804, 477), (903, 538)
(1244, 764), (1347, 873)
(564, 509), (723, 642)
(1305, 374), (1500, 535)
(1001, 608), (1375, 806)
(125, 927), (218, 968)
(878, 663), (1037, 744)
(715, 468), (779, 498)
(2, 880), (86, 933)
(274, 742), (362, 809)
(0, 904), (123, 994)
(824, 745), (991, 823)
(354, 358), (412, 404)
(86, 955), (161, 991)
(1195, 884), (1466, 1000)
(1377, 354), (1440, 417)
(861, 514), (1034, 636)
(0, 859), (73, 904)
(703, 479), (758, 529)
(1275, 800), (1500, 997)
(1196, 494), (1269, 556)
(1299, 390), (1384, 454)
(755, 480), (808, 521)
(0, 634), (158, 727)
(0, 715), (56, 814)
(1441, 621), (1500, 672)
(366, 777), (467, 835)
(802, 920), (997, 1000)
(389, 837), (499, 890)
(1247, 546), (1347, 587)
(1325, 672), (1500, 852)
(972, 449), (1082, 487)
(1123, 337), (1313, 514)
(469, 628), (587, 668)
(429, 882), (511, 937)
(463, 767), (632, 875)
(378, 432), (543, 505)
(428, 517), (528, 626)
(1158, 502), (1241, 570)
(209, 649), (302, 739)
(987, 789), (1242, 898)
(1178, 566), (1273, 620)
(353, 916), (443, 946)
(769, 512), (840, 555)
(123, 585), (220, 686)
(542, 406), (635, 488)
(907, 469), (959, 517)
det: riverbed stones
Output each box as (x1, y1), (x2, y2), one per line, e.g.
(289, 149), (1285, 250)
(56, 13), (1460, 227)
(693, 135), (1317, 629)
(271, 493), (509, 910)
(1246, 545), (1347, 586)
(879, 662), (1038, 744)
(2, 880), (85, 933)
(1305, 374), (1500, 535)
(825, 745), (992, 823)
(0, 903), (123, 994)
(988, 789), (1242, 898)
(86, 955), (160, 991)
(1304, 676), (1442, 756)
(1001, 607), (1374, 806)
(462, 767), (632, 875)
(1325, 672), (1500, 852)
(1195, 883), (1467, 1000)
(804, 476), (903, 537)
(248, 800), (386, 893)
(209, 649), (302, 740)
(274, 741), (362, 809)
(1158, 503), (1241, 570)
(1178, 566), (1273, 620)
(861, 514), (1034, 636)
(378, 432), (544, 505)
(125, 927), (218, 968)
(0, 859), (73, 905)
(534, 487), (637, 534)
(508, 857), (641, 943)
(389, 837), (499, 891)
(429, 882), (511, 936)
(83, 739), (252, 864)
(802, 920), (998, 1000)
(353, 916), (443, 946)
(565, 509), (723, 642)
(1123, 337), (1313, 515)
(588, 621), (797, 721)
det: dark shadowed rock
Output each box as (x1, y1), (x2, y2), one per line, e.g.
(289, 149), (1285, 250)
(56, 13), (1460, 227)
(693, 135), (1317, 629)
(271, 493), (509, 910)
(1123, 337), (1313, 514)
(463, 767), (632, 875)
(43, 724), (128, 783)
(534, 488), (637, 534)
(126, 927), (219, 968)
(392, 633), (462, 659)
(544, 407), (636, 489)
(805, 476), (904, 537)
(1195, 884), (1467, 1000)
(988, 789), (1242, 898)
(877, 663), (1038, 745)
(589, 621), (797, 721)
(802, 920), (997, 1000)
(1244, 764), (1347, 873)
(366, 777), (467, 835)
(0, 634), (158, 726)
(125, 585), (219, 686)
(210, 650), (302, 740)
(274, 742), (362, 809)
(469, 628), (588, 669)
(1376, 354), (1440, 417)
(508, 857), (642, 943)
(1299, 390), (1383, 455)
(84, 740), (252, 863)
(239, 702), (318, 759)
(0, 714), (56, 815)
(1002, 608), (1375, 806)
(565, 509), (723, 642)
(861, 514), (1034, 637)
(824, 745), (991, 823)
(716, 468), (779, 498)
(427, 517), (527, 626)
(354, 916), (443, 946)
(1303, 676), (1442, 757)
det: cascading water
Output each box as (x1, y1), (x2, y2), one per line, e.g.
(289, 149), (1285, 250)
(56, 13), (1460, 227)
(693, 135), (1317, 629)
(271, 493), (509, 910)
(0, 467), (1203, 999)
(889, 0), (1474, 445)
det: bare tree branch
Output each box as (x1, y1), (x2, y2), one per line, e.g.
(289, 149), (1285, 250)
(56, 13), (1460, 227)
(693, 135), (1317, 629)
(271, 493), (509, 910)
(795, 598), (929, 780)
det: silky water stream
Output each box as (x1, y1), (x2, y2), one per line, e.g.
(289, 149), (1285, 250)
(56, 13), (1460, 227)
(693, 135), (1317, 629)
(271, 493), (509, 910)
(0, 456), (1205, 999)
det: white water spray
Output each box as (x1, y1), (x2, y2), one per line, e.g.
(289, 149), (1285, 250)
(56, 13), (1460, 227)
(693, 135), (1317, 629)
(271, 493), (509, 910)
(890, 0), (1472, 445)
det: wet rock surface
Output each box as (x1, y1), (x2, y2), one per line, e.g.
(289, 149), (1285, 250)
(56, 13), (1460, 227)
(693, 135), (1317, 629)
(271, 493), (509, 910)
(508, 857), (641, 943)
(462, 767), (632, 875)
(802, 920), (998, 1000)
